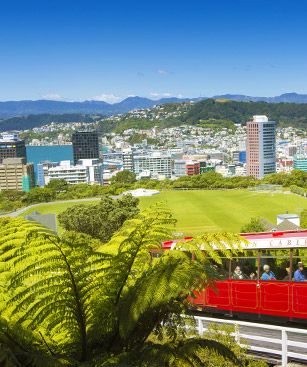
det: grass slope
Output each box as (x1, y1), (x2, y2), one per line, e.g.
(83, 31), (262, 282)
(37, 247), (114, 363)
(19, 190), (306, 235)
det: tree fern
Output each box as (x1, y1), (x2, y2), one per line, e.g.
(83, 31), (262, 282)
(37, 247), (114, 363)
(0, 207), (250, 367)
(0, 219), (109, 363)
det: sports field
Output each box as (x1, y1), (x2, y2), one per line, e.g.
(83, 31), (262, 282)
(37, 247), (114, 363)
(138, 190), (306, 234)
(19, 190), (306, 234)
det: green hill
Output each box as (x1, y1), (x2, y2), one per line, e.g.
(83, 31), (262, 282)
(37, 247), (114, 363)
(181, 99), (307, 127)
(98, 99), (307, 133)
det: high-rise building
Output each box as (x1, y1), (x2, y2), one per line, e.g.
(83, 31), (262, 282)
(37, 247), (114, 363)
(0, 133), (27, 164)
(0, 158), (34, 191)
(72, 131), (100, 165)
(246, 115), (276, 179)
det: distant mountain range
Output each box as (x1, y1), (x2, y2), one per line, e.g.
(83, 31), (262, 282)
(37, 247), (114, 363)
(0, 93), (307, 119)
(213, 93), (307, 103)
(0, 96), (193, 119)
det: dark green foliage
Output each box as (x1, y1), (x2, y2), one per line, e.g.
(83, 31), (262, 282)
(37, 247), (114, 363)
(46, 179), (69, 194)
(171, 172), (258, 189)
(241, 217), (266, 233)
(264, 170), (307, 188)
(24, 187), (56, 204)
(110, 170), (137, 185)
(58, 195), (140, 242)
(181, 99), (307, 127)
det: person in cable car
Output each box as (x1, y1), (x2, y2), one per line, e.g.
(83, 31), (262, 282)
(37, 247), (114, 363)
(232, 266), (247, 280)
(261, 264), (276, 281)
(282, 267), (291, 281)
(294, 262), (307, 282)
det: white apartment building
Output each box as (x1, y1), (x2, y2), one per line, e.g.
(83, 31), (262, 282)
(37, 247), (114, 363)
(122, 149), (134, 171)
(47, 159), (103, 185)
(133, 152), (172, 178)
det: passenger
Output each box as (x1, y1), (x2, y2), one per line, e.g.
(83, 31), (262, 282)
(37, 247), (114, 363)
(261, 265), (276, 281)
(282, 267), (291, 281)
(232, 266), (247, 280)
(249, 272), (257, 280)
(294, 262), (307, 282)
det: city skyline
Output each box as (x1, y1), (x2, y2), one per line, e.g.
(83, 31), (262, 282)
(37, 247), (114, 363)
(1, 0), (307, 101)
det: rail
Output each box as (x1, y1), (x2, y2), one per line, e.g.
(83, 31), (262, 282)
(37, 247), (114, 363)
(193, 316), (307, 366)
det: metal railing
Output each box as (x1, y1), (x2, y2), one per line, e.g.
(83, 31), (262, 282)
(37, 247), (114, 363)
(194, 316), (307, 366)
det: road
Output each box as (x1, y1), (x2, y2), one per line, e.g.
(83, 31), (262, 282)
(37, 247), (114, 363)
(0, 197), (102, 218)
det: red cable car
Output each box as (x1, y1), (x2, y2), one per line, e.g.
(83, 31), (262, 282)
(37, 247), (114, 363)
(162, 230), (307, 322)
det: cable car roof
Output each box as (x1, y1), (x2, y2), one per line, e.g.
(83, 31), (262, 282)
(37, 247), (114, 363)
(162, 230), (307, 250)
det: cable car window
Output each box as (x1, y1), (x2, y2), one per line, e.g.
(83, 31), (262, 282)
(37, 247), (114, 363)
(260, 250), (290, 281)
(292, 257), (307, 282)
(211, 258), (230, 280)
(231, 257), (257, 280)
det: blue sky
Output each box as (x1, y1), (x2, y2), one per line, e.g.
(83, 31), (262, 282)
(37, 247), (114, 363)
(1, 0), (307, 101)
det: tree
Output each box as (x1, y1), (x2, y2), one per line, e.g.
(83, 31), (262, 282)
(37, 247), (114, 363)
(58, 194), (139, 242)
(46, 179), (68, 194)
(0, 207), (248, 366)
(24, 187), (56, 204)
(241, 217), (266, 233)
(301, 209), (307, 229)
(110, 170), (137, 185)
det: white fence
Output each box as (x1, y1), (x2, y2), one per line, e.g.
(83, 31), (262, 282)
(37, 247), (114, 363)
(194, 316), (307, 366)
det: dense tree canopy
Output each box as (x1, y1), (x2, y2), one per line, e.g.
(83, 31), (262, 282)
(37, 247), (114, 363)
(110, 170), (137, 185)
(240, 217), (266, 233)
(58, 194), (140, 242)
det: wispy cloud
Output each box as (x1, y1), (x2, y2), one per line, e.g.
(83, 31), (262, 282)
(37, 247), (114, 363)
(90, 93), (122, 104)
(149, 92), (173, 99)
(42, 93), (65, 101)
(157, 69), (169, 76)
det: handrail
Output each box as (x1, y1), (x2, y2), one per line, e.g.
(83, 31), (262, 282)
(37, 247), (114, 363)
(193, 315), (307, 366)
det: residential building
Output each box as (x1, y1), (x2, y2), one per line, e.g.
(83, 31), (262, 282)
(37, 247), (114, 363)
(122, 149), (134, 171)
(47, 160), (103, 185)
(47, 161), (88, 185)
(246, 115), (276, 179)
(0, 133), (27, 164)
(133, 152), (172, 178)
(185, 161), (200, 176)
(72, 131), (100, 165)
(293, 156), (307, 171)
(0, 158), (34, 192)
(78, 159), (103, 185)
(239, 151), (246, 164)
(288, 146), (298, 157)
(174, 160), (186, 177)
(233, 151), (246, 164)
(37, 161), (59, 187)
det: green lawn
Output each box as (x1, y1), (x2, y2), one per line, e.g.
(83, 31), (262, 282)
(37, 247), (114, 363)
(138, 190), (306, 234)
(21, 200), (98, 217)
(19, 190), (306, 235)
